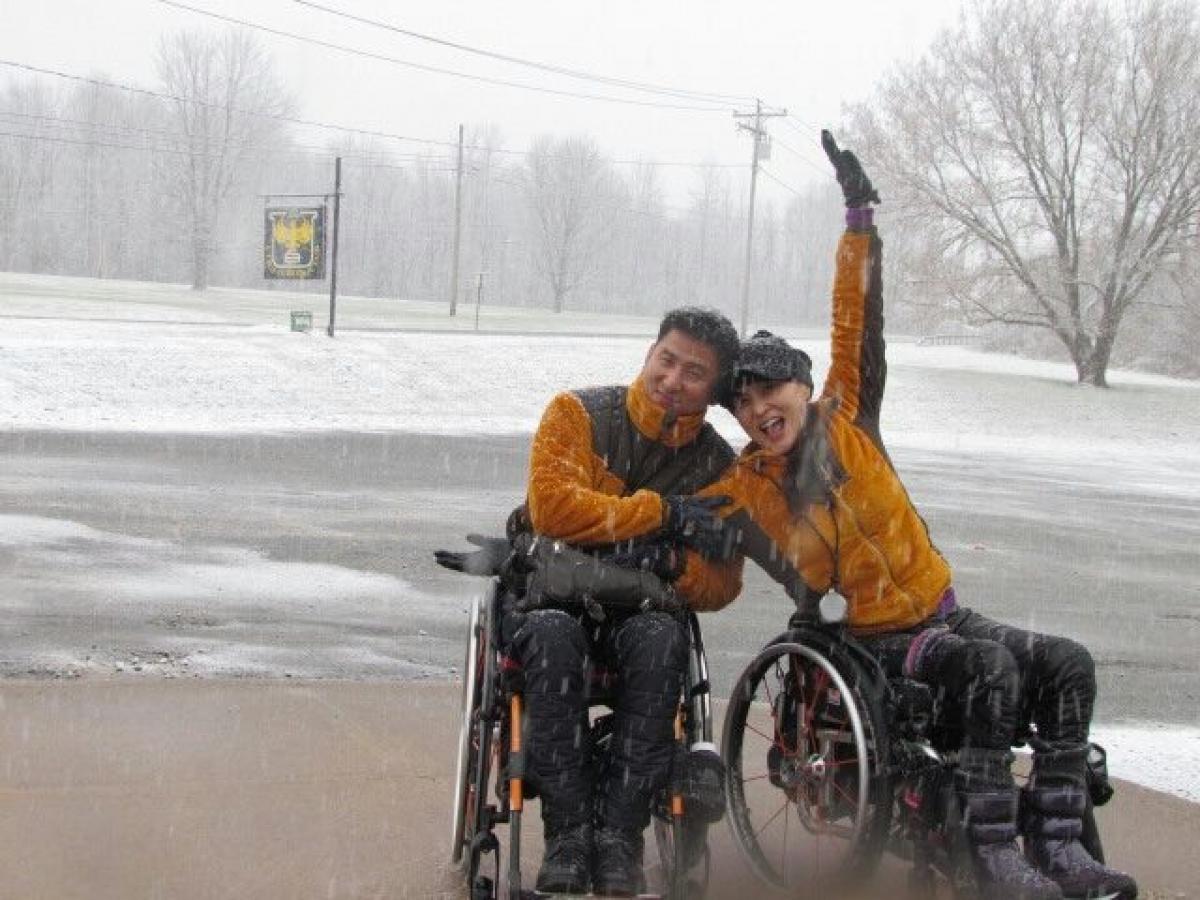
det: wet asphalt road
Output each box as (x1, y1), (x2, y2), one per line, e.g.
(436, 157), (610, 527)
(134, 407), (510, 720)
(1, 429), (1197, 725)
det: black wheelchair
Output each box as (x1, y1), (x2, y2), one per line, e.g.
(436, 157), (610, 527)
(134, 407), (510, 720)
(721, 596), (1113, 897)
(449, 574), (719, 900)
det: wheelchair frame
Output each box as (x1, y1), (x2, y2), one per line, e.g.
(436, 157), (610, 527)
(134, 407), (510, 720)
(450, 581), (716, 900)
(721, 620), (1109, 897)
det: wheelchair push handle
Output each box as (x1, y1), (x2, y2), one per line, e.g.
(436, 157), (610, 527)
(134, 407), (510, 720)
(790, 591), (849, 628)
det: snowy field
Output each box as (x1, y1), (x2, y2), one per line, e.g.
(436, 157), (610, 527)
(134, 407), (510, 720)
(2, 271), (1199, 802)
(2, 272), (1199, 488)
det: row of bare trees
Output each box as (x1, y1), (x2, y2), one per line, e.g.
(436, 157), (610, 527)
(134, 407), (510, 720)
(0, 28), (840, 333)
(2, 0), (1198, 382)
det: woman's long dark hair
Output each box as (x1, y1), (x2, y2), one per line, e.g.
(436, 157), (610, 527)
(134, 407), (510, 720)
(782, 402), (847, 516)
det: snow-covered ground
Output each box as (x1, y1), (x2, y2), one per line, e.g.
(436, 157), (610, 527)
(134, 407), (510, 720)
(2, 272), (1199, 802)
(2, 280), (1198, 493)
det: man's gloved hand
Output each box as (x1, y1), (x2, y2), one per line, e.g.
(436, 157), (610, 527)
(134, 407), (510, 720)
(821, 129), (880, 207)
(433, 533), (511, 576)
(515, 537), (683, 618)
(606, 542), (683, 581)
(663, 495), (730, 559)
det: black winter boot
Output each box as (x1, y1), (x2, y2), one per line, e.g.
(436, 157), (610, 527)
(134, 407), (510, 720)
(592, 825), (645, 896)
(957, 749), (1064, 900)
(1025, 746), (1138, 899)
(535, 822), (592, 894)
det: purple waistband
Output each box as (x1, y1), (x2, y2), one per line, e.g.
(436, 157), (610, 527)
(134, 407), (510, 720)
(902, 587), (958, 679)
(845, 207), (874, 230)
(938, 586), (958, 617)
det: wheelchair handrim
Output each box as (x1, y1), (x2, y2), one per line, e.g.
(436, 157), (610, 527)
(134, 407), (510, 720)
(449, 589), (486, 865)
(722, 641), (875, 889)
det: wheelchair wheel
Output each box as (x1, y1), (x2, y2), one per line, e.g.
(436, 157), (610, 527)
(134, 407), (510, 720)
(450, 588), (494, 874)
(723, 640), (891, 892)
(652, 612), (714, 900)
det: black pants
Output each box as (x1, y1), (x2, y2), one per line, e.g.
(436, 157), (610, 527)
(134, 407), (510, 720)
(505, 605), (688, 832)
(862, 606), (1096, 751)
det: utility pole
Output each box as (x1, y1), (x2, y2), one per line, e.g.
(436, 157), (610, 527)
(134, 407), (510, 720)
(327, 155), (342, 338)
(474, 271), (485, 330)
(448, 124), (465, 317)
(734, 99), (786, 337)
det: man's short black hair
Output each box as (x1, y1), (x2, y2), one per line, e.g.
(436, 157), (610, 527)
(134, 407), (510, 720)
(656, 306), (740, 383)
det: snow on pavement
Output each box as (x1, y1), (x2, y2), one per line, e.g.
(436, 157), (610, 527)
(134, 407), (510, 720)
(4, 509), (1197, 803)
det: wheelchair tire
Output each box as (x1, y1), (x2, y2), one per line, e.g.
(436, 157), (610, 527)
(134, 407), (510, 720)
(654, 816), (710, 900)
(723, 639), (891, 891)
(652, 612), (714, 900)
(1081, 800), (1105, 865)
(450, 587), (493, 871)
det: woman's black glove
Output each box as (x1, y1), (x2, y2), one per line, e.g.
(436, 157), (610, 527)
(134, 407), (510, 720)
(821, 129), (880, 207)
(662, 495), (730, 559)
(434, 533), (511, 576)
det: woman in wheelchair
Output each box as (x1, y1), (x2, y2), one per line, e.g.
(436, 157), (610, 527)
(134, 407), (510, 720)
(701, 132), (1136, 900)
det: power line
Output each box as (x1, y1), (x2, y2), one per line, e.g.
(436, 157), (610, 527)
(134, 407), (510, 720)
(769, 132), (828, 177)
(785, 111), (824, 135)
(0, 127), (462, 172)
(292, 0), (756, 105)
(0, 58), (460, 150)
(0, 108), (453, 164)
(0, 59), (745, 171)
(158, 0), (733, 112)
(758, 165), (804, 198)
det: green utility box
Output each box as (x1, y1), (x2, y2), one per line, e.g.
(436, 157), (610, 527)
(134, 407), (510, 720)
(290, 310), (313, 332)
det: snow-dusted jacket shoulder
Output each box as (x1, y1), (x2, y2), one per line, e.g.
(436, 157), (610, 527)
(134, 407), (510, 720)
(702, 227), (952, 634)
(523, 375), (743, 611)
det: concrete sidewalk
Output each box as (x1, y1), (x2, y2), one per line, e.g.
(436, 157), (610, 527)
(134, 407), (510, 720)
(0, 679), (1194, 899)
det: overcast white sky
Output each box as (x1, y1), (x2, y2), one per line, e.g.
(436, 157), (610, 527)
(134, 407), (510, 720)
(1, 0), (966, 202)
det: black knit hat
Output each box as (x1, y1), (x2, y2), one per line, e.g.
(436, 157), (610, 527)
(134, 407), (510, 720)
(719, 330), (813, 409)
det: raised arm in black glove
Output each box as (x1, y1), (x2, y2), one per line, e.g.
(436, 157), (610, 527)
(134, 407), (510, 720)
(821, 129), (880, 207)
(662, 495), (731, 559)
(434, 533), (511, 576)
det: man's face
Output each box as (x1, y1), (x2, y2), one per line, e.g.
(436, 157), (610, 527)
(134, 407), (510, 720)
(731, 378), (813, 455)
(641, 329), (721, 417)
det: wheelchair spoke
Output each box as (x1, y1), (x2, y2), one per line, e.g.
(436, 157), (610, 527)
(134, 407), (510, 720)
(782, 791), (790, 879)
(749, 794), (791, 841)
(743, 718), (783, 749)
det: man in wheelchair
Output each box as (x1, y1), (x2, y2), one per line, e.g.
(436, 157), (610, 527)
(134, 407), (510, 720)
(698, 133), (1137, 900)
(438, 307), (744, 896)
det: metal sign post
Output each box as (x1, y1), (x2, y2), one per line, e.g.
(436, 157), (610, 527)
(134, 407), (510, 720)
(474, 271), (485, 331)
(260, 156), (343, 336)
(328, 156), (342, 337)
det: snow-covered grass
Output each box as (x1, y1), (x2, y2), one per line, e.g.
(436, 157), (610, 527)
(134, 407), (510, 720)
(3, 272), (1198, 494)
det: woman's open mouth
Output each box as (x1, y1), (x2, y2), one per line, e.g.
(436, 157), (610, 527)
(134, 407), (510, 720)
(759, 417), (785, 442)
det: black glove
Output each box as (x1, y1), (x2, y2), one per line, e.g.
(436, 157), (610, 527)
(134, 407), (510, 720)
(663, 495), (731, 559)
(433, 533), (511, 576)
(821, 129), (880, 208)
(605, 541), (683, 581)
(515, 536), (683, 619)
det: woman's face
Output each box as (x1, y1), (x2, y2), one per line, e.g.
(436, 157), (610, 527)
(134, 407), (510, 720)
(731, 378), (812, 455)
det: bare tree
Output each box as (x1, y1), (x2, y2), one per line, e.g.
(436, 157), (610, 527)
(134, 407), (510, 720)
(520, 135), (614, 313)
(156, 28), (293, 290)
(851, 0), (1200, 385)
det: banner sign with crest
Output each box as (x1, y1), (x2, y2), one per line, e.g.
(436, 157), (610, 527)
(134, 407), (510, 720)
(264, 206), (326, 279)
